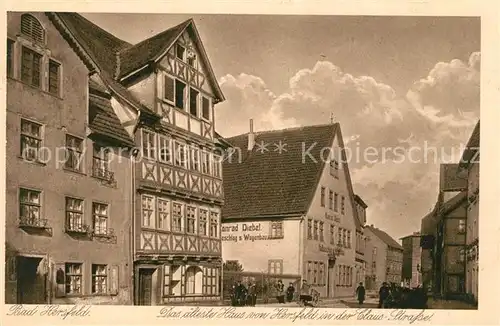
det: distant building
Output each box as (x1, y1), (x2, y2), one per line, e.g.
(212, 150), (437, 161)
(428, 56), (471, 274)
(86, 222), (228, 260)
(400, 232), (422, 288)
(221, 122), (361, 298)
(364, 225), (403, 289)
(353, 195), (368, 287)
(458, 121), (479, 304)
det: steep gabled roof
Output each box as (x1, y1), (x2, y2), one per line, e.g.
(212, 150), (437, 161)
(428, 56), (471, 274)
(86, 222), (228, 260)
(118, 19), (191, 79)
(459, 120), (480, 168)
(366, 225), (403, 250)
(48, 12), (159, 117)
(117, 19), (225, 103)
(438, 191), (467, 216)
(222, 124), (337, 220)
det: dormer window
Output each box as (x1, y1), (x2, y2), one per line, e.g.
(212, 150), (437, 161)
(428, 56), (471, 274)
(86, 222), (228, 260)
(21, 14), (45, 45)
(176, 44), (185, 61)
(186, 49), (197, 68)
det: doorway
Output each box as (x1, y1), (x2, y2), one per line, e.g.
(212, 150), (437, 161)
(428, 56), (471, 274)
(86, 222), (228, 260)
(138, 268), (155, 305)
(17, 256), (47, 304)
(327, 259), (335, 298)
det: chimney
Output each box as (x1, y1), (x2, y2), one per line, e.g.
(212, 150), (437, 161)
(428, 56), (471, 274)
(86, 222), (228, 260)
(247, 119), (255, 151)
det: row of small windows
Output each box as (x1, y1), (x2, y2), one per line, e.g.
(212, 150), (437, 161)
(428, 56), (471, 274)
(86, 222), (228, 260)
(307, 219), (352, 248)
(320, 187), (345, 214)
(141, 194), (220, 238)
(163, 74), (211, 121)
(19, 187), (113, 236)
(7, 39), (61, 96)
(55, 263), (119, 296)
(20, 118), (114, 182)
(142, 130), (222, 178)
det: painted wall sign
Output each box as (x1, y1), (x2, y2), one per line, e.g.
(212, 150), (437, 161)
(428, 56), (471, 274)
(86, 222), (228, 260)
(221, 222), (273, 243)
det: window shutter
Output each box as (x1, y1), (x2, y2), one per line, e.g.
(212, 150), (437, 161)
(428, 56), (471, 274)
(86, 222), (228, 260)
(202, 266), (207, 295)
(54, 263), (66, 297)
(108, 265), (119, 295)
(180, 265), (186, 295)
(164, 75), (174, 102)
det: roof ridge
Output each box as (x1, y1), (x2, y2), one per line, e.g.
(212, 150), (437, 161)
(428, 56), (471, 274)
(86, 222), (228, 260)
(227, 123), (338, 140)
(71, 12), (131, 47)
(118, 18), (191, 55)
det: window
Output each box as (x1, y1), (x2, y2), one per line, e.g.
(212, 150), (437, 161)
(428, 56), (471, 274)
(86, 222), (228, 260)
(307, 219), (312, 239)
(212, 155), (222, 178)
(187, 50), (197, 67)
(210, 211), (219, 238)
(92, 144), (111, 179)
(201, 151), (211, 174)
(158, 135), (171, 163)
(48, 60), (60, 95)
(7, 39), (14, 78)
(458, 219), (466, 233)
(163, 265), (171, 295)
(319, 262), (325, 285)
(334, 193), (338, 212)
(186, 266), (201, 294)
(190, 146), (200, 171)
(330, 225), (335, 244)
(186, 206), (197, 234)
(174, 141), (187, 168)
(320, 187), (325, 207)
(20, 118), (42, 161)
(199, 209), (208, 236)
(92, 264), (107, 294)
(328, 190), (333, 210)
(93, 203), (109, 235)
(21, 47), (42, 87)
(313, 262), (318, 284)
(176, 44), (185, 60)
(270, 221), (283, 238)
(163, 75), (175, 103)
(65, 263), (82, 295)
(319, 222), (324, 242)
(330, 159), (339, 177)
(157, 198), (170, 230)
(268, 260), (283, 275)
(347, 231), (351, 248)
(142, 130), (156, 160)
(341, 196), (345, 215)
(202, 97), (210, 120)
(307, 261), (313, 283)
(342, 229), (347, 247)
(337, 228), (342, 245)
(175, 80), (186, 110)
(204, 267), (217, 295)
(189, 88), (199, 116)
(65, 135), (84, 171)
(141, 195), (155, 228)
(21, 14), (45, 44)
(313, 221), (318, 240)
(19, 188), (41, 223)
(66, 197), (84, 232)
(172, 203), (183, 232)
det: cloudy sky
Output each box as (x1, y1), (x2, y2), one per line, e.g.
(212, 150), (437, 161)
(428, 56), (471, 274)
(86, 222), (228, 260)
(83, 13), (480, 240)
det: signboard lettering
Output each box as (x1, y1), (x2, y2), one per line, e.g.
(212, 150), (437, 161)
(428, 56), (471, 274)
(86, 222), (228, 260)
(221, 222), (273, 243)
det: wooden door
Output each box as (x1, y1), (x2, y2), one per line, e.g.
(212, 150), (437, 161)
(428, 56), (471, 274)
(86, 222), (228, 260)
(138, 269), (154, 306)
(17, 257), (46, 304)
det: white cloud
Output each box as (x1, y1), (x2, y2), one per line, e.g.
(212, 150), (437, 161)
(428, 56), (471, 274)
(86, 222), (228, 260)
(215, 53), (479, 238)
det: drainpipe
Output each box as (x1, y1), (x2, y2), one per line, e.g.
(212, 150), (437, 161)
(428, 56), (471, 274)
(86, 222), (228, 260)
(130, 147), (138, 305)
(298, 215), (305, 281)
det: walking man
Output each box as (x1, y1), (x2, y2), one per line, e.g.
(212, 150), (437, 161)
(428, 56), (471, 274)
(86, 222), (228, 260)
(378, 282), (390, 308)
(356, 282), (366, 305)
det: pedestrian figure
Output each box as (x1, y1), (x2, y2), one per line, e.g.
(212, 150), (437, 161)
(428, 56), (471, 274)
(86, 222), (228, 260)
(299, 280), (312, 306)
(276, 280), (285, 303)
(235, 281), (247, 306)
(247, 281), (257, 306)
(286, 282), (295, 302)
(356, 282), (366, 305)
(378, 282), (390, 308)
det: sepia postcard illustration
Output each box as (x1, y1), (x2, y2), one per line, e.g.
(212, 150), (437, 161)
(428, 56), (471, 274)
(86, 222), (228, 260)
(1, 1), (498, 325)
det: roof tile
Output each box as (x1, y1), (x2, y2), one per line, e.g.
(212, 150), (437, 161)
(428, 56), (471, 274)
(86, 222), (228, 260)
(222, 124), (337, 220)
